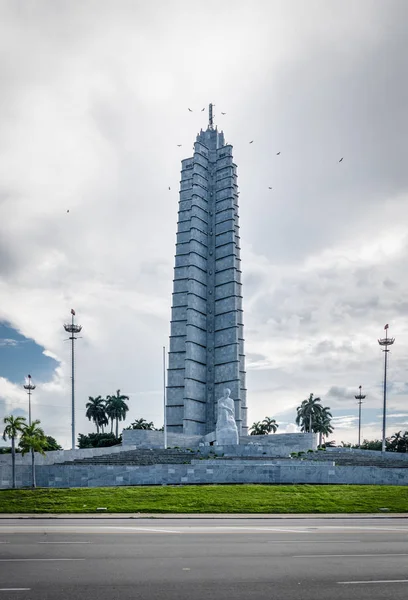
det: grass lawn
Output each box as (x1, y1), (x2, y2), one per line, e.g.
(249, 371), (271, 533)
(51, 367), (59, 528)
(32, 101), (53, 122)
(0, 485), (407, 514)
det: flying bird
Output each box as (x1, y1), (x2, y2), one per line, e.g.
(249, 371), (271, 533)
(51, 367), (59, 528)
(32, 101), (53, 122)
(339, 157), (344, 162)
(221, 112), (226, 115)
(177, 144), (182, 147)
(168, 187), (171, 190)
(67, 209), (69, 213)
(188, 108), (193, 112)
(268, 187), (272, 190)
(249, 140), (254, 144)
(276, 152), (281, 155)
(201, 108), (205, 111)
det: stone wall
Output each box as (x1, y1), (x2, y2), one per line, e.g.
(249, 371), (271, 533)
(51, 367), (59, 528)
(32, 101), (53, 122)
(122, 430), (202, 448)
(0, 444), (136, 467)
(1, 459), (408, 489)
(239, 433), (317, 453)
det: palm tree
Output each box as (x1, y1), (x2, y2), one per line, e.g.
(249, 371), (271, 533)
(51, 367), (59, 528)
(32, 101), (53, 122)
(19, 420), (48, 488)
(389, 431), (408, 453)
(106, 390), (129, 438)
(250, 421), (268, 435)
(125, 418), (155, 430)
(262, 417), (279, 434)
(296, 393), (324, 433)
(2, 415), (26, 489)
(314, 409), (334, 446)
(85, 396), (108, 433)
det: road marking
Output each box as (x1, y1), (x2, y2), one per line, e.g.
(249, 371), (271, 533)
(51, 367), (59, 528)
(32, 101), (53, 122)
(294, 553), (408, 558)
(0, 589), (31, 592)
(338, 580), (408, 585)
(182, 568), (190, 571)
(38, 541), (91, 544)
(0, 558), (85, 562)
(100, 527), (181, 534)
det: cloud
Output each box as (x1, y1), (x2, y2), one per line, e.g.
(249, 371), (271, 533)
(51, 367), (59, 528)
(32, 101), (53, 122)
(1, 1), (408, 446)
(0, 338), (19, 347)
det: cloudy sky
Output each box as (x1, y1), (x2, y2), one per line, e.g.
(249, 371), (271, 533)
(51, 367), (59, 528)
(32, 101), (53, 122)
(1, 0), (408, 448)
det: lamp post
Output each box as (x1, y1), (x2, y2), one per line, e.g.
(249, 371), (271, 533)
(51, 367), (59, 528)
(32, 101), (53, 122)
(354, 385), (366, 448)
(23, 374), (36, 425)
(163, 346), (168, 450)
(378, 324), (395, 453)
(64, 309), (82, 450)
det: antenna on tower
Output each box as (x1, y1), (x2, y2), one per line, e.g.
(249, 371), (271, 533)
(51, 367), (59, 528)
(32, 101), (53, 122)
(209, 103), (214, 130)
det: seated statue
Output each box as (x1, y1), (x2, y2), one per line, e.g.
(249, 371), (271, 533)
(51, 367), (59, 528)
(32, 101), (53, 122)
(215, 388), (239, 445)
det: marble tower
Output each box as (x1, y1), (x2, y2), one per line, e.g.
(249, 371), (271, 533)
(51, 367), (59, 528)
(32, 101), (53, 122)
(166, 104), (247, 436)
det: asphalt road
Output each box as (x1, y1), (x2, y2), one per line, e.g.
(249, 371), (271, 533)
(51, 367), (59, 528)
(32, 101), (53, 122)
(0, 517), (408, 599)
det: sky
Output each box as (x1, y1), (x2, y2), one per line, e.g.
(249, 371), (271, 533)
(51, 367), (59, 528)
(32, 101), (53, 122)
(1, 0), (408, 448)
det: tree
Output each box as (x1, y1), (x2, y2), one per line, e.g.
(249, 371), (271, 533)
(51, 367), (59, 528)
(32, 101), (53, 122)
(296, 393), (324, 433)
(250, 421), (268, 435)
(77, 433), (121, 449)
(106, 390), (130, 438)
(19, 420), (48, 488)
(387, 431), (408, 453)
(262, 417), (279, 434)
(313, 408), (334, 446)
(125, 418), (155, 431)
(85, 396), (108, 434)
(45, 436), (63, 451)
(2, 415), (26, 489)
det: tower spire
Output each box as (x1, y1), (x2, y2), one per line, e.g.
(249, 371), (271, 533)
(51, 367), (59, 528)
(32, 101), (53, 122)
(209, 103), (214, 130)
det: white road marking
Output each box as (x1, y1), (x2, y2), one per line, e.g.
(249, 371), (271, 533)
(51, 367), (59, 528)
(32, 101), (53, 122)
(0, 558), (85, 562)
(338, 580), (408, 585)
(319, 526), (408, 532)
(1, 524), (408, 535)
(294, 553), (408, 558)
(0, 589), (31, 592)
(268, 540), (362, 543)
(38, 541), (91, 544)
(100, 526), (181, 534)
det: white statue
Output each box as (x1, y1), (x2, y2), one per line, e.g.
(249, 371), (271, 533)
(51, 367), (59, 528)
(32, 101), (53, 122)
(215, 388), (239, 445)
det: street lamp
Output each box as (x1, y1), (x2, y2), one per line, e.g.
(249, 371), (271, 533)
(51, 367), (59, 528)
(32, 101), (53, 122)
(64, 309), (82, 450)
(354, 385), (366, 448)
(378, 324), (395, 453)
(23, 374), (36, 426)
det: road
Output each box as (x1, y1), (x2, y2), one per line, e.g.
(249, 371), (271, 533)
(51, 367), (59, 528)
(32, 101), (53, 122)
(0, 517), (408, 599)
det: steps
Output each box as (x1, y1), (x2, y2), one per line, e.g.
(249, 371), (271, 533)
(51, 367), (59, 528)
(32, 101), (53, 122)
(61, 448), (199, 466)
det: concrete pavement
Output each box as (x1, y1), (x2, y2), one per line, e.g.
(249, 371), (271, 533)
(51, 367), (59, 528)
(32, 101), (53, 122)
(0, 517), (408, 599)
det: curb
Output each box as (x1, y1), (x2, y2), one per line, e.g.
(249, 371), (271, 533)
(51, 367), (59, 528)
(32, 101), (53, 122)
(0, 513), (407, 519)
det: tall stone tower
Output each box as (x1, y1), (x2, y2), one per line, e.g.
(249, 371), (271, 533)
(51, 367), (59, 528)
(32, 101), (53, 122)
(167, 104), (247, 437)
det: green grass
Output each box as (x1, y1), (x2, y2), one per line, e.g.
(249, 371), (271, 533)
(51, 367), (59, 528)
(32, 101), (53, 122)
(0, 485), (407, 514)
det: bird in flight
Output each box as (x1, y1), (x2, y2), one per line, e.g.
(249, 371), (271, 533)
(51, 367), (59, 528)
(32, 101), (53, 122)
(201, 108), (205, 111)
(188, 108), (193, 112)
(249, 140), (254, 144)
(177, 144), (182, 147)
(268, 187), (272, 190)
(67, 209), (69, 213)
(339, 157), (344, 162)
(221, 112), (226, 115)
(168, 187), (171, 190)
(276, 152), (281, 155)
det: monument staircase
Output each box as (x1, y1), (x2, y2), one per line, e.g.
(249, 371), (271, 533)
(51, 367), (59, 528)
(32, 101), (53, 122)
(60, 448), (200, 467)
(60, 447), (408, 469)
(309, 450), (408, 468)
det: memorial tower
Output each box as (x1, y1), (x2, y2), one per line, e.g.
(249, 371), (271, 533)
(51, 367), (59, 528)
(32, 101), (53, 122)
(166, 104), (247, 436)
